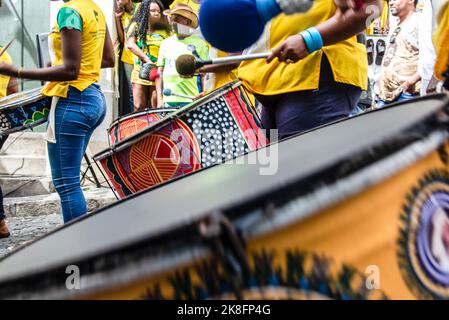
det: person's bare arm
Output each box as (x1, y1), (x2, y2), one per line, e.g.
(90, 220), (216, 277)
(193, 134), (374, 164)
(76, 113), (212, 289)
(197, 62), (239, 74)
(115, 8), (125, 45)
(7, 77), (18, 95)
(318, 0), (382, 45)
(268, 0), (382, 62)
(0, 28), (82, 81)
(126, 36), (151, 64)
(102, 26), (116, 68)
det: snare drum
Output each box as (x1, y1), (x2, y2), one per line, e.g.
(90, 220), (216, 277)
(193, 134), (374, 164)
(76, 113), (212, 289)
(0, 87), (51, 135)
(94, 81), (268, 199)
(2, 94), (449, 300)
(108, 109), (176, 145)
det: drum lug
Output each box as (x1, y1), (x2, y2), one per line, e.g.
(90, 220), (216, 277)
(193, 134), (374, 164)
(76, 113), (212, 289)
(198, 212), (250, 299)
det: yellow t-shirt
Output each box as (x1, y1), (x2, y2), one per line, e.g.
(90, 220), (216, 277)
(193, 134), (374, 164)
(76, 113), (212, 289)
(434, 1), (449, 81)
(238, 0), (368, 96)
(169, 0), (200, 14)
(41, 0), (107, 98)
(121, 11), (135, 65)
(0, 50), (12, 98)
(127, 21), (169, 86)
(204, 49), (238, 93)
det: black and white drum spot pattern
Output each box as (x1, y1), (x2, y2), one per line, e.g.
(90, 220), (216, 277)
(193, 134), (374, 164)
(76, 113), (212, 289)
(184, 96), (249, 167)
(0, 113), (12, 131)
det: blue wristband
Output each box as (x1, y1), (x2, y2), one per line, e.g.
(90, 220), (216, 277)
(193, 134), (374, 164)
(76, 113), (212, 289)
(256, 0), (282, 23)
(300, 27), (323, 53)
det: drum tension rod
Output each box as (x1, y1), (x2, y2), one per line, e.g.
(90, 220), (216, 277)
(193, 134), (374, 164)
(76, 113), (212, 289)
(198, 212), (250, 299)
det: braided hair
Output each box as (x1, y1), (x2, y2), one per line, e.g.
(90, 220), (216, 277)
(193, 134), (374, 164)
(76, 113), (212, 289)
(130, 0), (170, 45)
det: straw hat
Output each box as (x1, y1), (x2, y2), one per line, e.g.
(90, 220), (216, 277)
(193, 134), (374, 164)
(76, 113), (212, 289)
(163, 3), (199, 29)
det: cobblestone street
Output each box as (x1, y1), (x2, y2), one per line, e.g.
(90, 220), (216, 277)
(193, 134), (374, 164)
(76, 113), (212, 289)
(0, 188), (116, 259)
(0, 214), (63, 258)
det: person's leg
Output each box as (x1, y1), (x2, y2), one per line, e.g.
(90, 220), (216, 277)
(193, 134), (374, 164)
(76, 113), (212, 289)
(273, 82), (360, 139)
(47, 86), (104, 223)
(253, 95), (278, 141)
(123, 63), (134, 112)
(81, 87), (107, 155)
(132, 83), (150, 112)
(270, 54), (360, 139)
(149, 86), (157, 109)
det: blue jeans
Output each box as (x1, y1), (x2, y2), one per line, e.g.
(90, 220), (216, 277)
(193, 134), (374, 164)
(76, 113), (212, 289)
(376, 92), (418, 109)
(123, 62), (134, 112)
(257, 55), (361, 139)
(47, 84), (106, 223)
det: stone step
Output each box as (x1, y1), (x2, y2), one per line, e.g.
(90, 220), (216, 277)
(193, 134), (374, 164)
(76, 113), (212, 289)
(0, 175), (54, 198)
(0, 154), (48, 176)
(3, 187), (117, 217)
(0, 132), (47, 157)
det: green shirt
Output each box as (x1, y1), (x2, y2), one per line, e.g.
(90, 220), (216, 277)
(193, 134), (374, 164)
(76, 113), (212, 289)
(157, 35), (209, 104)
(57, 7), (83, 31)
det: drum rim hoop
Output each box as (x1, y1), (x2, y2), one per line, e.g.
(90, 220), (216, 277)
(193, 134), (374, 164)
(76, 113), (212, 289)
(94, 81), (246, 159)
(0, 87), (45, 110)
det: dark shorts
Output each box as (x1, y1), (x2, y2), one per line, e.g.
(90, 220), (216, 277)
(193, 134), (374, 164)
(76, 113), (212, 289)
(256, 55), (362, 140)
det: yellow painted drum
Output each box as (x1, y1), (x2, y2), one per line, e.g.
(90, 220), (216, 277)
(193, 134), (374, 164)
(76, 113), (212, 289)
(1, 94), (449, 300)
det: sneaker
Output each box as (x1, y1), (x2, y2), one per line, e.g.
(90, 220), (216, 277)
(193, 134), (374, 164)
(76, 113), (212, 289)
(0, 218), (10, 239)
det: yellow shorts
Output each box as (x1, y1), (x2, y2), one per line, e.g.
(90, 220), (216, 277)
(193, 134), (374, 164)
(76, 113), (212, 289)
(131, 65), (155, 86)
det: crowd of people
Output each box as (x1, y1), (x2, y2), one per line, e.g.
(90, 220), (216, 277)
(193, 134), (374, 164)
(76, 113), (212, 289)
(115, 0), (448, 136)
(0, 0), (448, 239)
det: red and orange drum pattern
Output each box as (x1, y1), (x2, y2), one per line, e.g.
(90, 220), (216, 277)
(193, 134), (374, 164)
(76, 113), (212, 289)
(97, 84), (268, 199)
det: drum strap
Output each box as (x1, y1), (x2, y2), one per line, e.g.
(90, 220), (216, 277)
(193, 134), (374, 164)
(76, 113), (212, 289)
(45, 96), (59, 144)
(199, 213), (250, 299)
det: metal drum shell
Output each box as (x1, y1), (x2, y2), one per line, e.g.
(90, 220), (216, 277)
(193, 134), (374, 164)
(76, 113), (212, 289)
(95, 81), (268, 199)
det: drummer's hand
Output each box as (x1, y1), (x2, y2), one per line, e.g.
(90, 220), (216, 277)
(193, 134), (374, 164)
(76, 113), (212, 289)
(142, 57), (152, 64)
(426, 75), (441, 94)
(194, 93), (205, 100)
(0, 62), (17, 77)
(399, 78), (418, 93)
(267, 35), (309, 64)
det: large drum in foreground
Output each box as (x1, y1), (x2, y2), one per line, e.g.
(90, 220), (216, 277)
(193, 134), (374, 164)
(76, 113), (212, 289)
(1, 94), (449, 300)
(94, 81), (268, 199)
(0, 87), (51, 135)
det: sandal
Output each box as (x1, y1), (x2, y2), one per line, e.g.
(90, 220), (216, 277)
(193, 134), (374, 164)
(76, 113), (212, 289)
(366, 39), (374, 65)
(375, 39), (386, 66)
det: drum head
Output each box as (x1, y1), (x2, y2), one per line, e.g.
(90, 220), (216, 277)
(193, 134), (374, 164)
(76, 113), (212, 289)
(108, 109), (177, 145)
(0, 95), (447, 290)
(0, 87), (43, 110)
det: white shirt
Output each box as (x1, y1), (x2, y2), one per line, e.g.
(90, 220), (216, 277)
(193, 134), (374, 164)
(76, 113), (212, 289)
(418, 0), (437, 81)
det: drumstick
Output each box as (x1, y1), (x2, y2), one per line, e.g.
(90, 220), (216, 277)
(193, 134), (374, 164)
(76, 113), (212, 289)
(163, 88), (194, 100)
(176, 52), (270, 77)
(0, 39), (15, 59)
